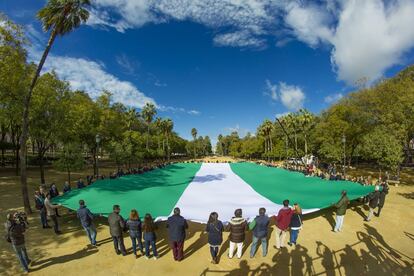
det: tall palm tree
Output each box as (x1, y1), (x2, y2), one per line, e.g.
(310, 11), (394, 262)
(141, 102), (156, 150)
(286, 113), (299, 153)
(298, 109), (314, 156)
(19, 0), (90, 213)
(191, 128), (197, 158)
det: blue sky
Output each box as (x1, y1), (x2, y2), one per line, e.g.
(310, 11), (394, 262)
(2, 0), (414, 145)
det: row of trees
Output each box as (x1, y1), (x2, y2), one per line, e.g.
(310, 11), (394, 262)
(216, 65), (414, 173)
(0, 7), (212, 214)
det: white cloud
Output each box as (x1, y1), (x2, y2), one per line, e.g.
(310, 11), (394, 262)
(283, 2), (333, 47)
(324, 93), (343, 103)
(90, 0), (275, 48)
(331, 0), (414, 85)
(279, 82), (305, 111)
(158, 105), (201, 115)
(115, 53), (138, 75)
(42, 54), (155, 108)
(264, 81), (305, 111)
(282, 0), (414, 85)
(213, 30), (265, 48)
(188, 110), (200, 115)
(264, 79), (278, 101)
(275, 112), (290, 119)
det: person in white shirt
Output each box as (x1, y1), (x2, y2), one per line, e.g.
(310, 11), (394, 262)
(44, 194), (61, 234)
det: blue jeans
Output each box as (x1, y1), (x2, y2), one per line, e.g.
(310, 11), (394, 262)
(12, 244), (30, 272)
(130, 231), (143, 255)
(40, 208), (47, 227)
(250, 236), (267, 257)
(145, 240), (158, 257)
(290, 229), (299, 244)
(83, 224), (97, 245)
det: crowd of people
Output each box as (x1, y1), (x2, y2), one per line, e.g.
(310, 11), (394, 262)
(5, 160), (391, 273)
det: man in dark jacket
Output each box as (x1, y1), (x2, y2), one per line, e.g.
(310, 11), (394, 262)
(5, 213), (30, 273)
(250, 207), (269, 258)
(227, 208), (247, 259)
(333, 190), (349, 232)
(376, 182), (389, 217)
(34, 191), (50, 229)
(275, 200), (293, 249)
(77, 200), (97, 246)
(108, 205), (126, 255)
(366, 186), (380, 221)
(167, 207), (188, 261)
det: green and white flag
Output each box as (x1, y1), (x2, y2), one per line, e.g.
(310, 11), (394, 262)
(54, 162), (375, 222)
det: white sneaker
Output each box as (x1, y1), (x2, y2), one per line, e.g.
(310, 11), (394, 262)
(153, 256), (158, 260)
(145, 256), (149, 260)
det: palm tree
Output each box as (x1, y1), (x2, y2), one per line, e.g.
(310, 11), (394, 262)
(298, 109), (314, 156)
(286, 113), (300, 153)
(141, 102), (156, 150)
(191, 128), (197, 158)
(19, 0), (90, 213)
(165, 119), (173, 161)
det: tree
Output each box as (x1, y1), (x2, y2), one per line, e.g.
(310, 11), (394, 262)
(19, 0), (90, 214)
(0, 16), (31, 175)
(298, 109), (315, 156)
(54, 143), (84, 184)
(141, 102), (156, 150)
(30, 72), (70, 183)
(359, 127), (404, 173)
(191, 128), (197, 158)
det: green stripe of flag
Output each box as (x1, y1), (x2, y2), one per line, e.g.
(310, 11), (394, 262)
(53, 163), (201, 219)
(230, 162), (376, 210)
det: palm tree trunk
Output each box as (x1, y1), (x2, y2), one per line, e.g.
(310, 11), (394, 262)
(166, 135), (170, 161)
(19, 28), (57, 214)
(304, 133), (308, 156)
(39, 149), (45, 184)
(146, 124), (150, 150)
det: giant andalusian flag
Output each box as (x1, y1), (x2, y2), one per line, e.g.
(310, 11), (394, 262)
(53, 162), (375, 222)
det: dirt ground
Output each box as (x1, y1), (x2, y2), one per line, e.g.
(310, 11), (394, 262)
(0, 159), (413, 276)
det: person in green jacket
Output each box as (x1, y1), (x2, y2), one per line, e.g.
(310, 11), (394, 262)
(333, 190), (349, 232)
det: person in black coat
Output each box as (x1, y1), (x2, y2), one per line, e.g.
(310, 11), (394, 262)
(49, 183), (60, 217)
(376, 183), (389, 217)
(288, 204), (303, 246)
(365, 186), (380, 221)
(205, 212), (224, 264)
(167, 207), (188, 261)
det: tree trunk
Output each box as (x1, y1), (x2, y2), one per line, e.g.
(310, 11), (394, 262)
(166, 135), (170, 161)
(93, 148), (97, 176)
(294, 132), (298, 153)
(146, 124), (150, 150)
(15, 148), (19, 176)
(39, 150), (45, 184)
(19, 28), (57, 214)
(304, 133), (308, 156)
